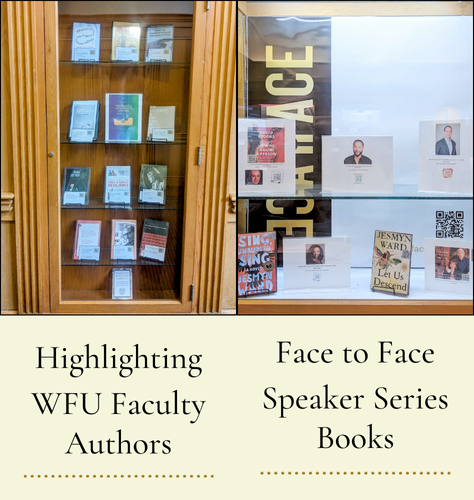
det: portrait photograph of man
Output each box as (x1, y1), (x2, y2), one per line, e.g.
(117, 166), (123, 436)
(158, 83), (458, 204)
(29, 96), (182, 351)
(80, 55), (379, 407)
(344, 139), (372, 165)
(245, 169), (263, 185)
(435, 123), (460, 155)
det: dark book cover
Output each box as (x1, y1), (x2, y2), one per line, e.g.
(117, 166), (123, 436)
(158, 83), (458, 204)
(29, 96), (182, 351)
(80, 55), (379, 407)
(139, 164), (167, 204)
(139, 219), (169, 261)
(62, 167), (91, 205)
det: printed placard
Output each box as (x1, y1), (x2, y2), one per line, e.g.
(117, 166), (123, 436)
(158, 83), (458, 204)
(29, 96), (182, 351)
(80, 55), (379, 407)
(418, 119), (473, 194)
(424, 238), (473, 296)
(283, 237), (351, 291)
(238, 118), (296, 195)
(322, 136), (393, 192)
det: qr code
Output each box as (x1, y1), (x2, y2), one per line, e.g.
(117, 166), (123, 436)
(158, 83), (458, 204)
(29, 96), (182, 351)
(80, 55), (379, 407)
(436, 211), (464, 238)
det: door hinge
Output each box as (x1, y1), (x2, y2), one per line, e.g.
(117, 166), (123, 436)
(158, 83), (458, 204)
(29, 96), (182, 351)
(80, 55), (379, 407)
(191, 284), (195, 301)
(197, 147), (202, 166)
(206, 2), (210, 11)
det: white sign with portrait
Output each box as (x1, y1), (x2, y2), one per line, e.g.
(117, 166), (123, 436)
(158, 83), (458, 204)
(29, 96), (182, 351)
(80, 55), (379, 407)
(283, 237), (351, 292)
(424, 238), (473, 296)
(238, 118), (296, 196)
(322, 136), (393, 192)
(418, 119), (473, 194)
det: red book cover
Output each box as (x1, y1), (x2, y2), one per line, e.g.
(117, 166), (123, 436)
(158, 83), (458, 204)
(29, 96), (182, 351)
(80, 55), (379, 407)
(247, 126), (285, 163)
(238, 231), (277, 296)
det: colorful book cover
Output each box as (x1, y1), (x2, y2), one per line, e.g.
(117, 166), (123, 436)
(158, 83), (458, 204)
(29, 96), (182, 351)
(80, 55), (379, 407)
(139, 219), (169, 262)
(71, 22), (100, 61)
(111, 21), (140, 61)
(103, 166), (131, 204)
(238, 231), (277, 296)
(105, 93), (142, 142)
(62, 167), (91, 205)
(145, 25), (173, 62)
(139, 164), (167, 205)
(370, 230), (413, 296)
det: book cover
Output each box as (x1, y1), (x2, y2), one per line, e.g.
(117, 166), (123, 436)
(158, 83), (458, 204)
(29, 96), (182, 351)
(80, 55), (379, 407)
(111, 219), (137, 260)
(105, 93), (142, 142)
(62, 167), (91, 205)
(71, 22), (100, 61)
(146, 106), (175, 141)
(111, 21), (140, 61)
(73, 220), (101, 260)
(238, 231), (277, 296)
(68, 100), (100, 141)
(370, 230), (413, 296)
(103, 166), (131, 204)
(139, 219), (169, 262)
(145, 25), (173, 62)
(139, 164), (167, 204)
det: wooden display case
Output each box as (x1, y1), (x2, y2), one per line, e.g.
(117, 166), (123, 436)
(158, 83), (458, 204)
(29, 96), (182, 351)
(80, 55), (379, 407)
(44, 2), (207, 313)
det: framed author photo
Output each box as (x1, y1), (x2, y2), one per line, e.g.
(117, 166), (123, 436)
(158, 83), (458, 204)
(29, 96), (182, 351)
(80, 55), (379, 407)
(425, 238), (473, 297)
(322, 136), (393, 193)
(418, 119), (473, 194)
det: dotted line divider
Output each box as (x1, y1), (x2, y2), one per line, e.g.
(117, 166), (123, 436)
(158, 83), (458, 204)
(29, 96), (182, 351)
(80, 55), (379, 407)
(24, 474), (214, 479)
(261, 471), (451, 476)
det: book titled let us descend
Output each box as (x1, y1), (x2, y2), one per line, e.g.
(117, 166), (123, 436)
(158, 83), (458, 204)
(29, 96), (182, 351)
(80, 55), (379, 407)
(139, 164), (167, 204)
(71, 22), (100, 61)
(104, 166), (131, 204)
(105, 93), (142, 143)
(370, 230), (413, 296)
(139, 219), (169, 262)
(238, 231), (277, 297)
(111, 21), (140, 62)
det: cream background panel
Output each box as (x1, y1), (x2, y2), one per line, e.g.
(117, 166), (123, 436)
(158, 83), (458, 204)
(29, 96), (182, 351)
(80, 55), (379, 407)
(0, 316), (472, 498)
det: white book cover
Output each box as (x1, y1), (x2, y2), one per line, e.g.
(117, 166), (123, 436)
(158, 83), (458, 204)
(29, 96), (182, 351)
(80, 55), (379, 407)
(104, 166), (131, 204)
(283, 237), (351, 292)
(418, 119), (473, 194)
(71, 23), (100, 62)
(322, 136), (393, 192)
(424, 238), (473, 296)
(145, 25), (173, 62)
(238, 118), (296, 195)
(147, 106), (175, 141)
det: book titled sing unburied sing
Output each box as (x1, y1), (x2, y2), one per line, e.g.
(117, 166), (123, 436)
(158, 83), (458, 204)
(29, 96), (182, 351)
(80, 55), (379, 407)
(238, 231), (277, 296)
(370, 230), (413, 296)
(106, 93), (142, 142)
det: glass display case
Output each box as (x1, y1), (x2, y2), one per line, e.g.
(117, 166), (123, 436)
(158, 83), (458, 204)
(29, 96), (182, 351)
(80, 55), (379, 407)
(46, 1), (207, 313)
(237, 1), (473, 314)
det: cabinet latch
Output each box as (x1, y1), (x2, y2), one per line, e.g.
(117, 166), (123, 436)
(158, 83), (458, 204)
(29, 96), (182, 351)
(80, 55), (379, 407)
(206, 2), (210, 11)
(191, 284), (195, 301)
(197, 147), (202, 166)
